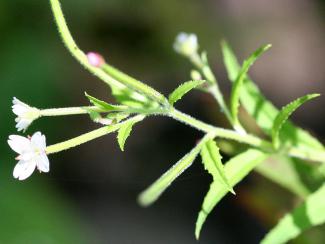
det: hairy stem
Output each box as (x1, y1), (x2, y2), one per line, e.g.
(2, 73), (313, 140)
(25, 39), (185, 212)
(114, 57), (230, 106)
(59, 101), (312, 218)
(169, 108), (271, 149)
(50, 0), (125, 89)
(40, 106), (103, 117)
(167, 108), (325, 163)
(190, 53), (245, 133)
(49, 0), (325, 164)
(50, 0), (167, 106)
(46, 115), (145, 154)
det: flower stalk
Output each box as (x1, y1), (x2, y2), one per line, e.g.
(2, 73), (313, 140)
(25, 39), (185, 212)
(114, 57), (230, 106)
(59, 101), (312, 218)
(46, 115), (145, 155)
(50, 0), (168, 107)
(173, 33), (245, 133)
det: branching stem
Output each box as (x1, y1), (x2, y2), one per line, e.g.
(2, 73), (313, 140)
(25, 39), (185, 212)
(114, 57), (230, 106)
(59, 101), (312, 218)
(48, 0), (325, 164)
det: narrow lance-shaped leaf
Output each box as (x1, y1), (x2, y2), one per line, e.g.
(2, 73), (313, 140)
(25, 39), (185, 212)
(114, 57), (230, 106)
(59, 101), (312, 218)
(200, 139), (234, 194)
(102, 63), (167, 105)
(195, 149), (269, 239)
(168, 80), (205, 105)
(220, 40), (238, 82)
(85, 92), (127, 111)
(256, 156), (310, 199)
(221, 41), (325, 196)
(138, 134), (211, 207)
(117, 119), (138, 151)
(261, 183), (325, 244)
(229, 44), (271, 127)
(272, 93), (320, 149)
(221, 40), (324, 151)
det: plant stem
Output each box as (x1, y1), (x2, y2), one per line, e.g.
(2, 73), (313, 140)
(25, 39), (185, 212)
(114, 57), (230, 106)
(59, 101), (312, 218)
(190, 53), (245, 133)
(49, 0), (325, 164)
(40, 106), (102, 117)
(46, 115), (145, 154)
(49, 0), (125, 90)
(49, 0), (167, 106)
(168, 108), (271, 149)
(168, 108), (325, 163)
(101, 64), (169, 106)
(208, 85), (233, 122)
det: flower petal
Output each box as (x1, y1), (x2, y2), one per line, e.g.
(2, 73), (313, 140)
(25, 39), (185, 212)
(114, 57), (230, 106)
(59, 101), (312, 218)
(15, 119), (31, 132)
(12, 104), (28, 116)
(31, 132), (46, 149)
(13, 160), (36, 180)
(8, 135), (31, 154)
(12, 97), (28, 114)
(36, 153), (50, 173)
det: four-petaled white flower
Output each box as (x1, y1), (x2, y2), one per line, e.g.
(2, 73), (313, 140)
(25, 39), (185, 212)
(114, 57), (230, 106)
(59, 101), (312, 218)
(173, 32), (199, 57)
(8, 132), (50, 180)
(12, 97), (40, 132)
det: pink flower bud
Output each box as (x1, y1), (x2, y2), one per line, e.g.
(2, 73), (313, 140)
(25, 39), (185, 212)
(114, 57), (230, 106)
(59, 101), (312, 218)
(87, 52), (105, 67)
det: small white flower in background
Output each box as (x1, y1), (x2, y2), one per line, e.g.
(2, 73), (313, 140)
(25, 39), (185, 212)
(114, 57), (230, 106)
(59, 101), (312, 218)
(173, 32), (199, 57)
(12, 97), (40, 132)
(8, 132), (49, 180)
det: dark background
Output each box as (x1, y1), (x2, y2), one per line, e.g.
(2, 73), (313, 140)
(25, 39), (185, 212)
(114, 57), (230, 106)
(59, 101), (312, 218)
(1, 0), (325, 243)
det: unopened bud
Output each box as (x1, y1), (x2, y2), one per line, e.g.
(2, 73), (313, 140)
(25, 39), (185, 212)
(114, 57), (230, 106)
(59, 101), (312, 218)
(87, 52), (105, 67)
(173, 32), (199, 57)
(191, 70), (202, 80)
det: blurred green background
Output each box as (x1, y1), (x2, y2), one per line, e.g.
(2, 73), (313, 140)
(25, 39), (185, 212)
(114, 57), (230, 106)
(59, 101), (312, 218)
(1, 0), (325, 243)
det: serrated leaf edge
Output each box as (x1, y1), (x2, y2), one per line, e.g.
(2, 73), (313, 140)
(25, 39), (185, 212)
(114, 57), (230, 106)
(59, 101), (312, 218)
(168, 80), (205, 105)
(271, 93), (320, 149)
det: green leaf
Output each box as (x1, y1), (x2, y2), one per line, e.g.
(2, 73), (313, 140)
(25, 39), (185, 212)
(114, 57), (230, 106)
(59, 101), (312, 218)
(84, 107), (113, 125)
(85, 92), (126, 111)
(201, 140), (234, 194)
(102, 63), (167, 105)
(86, 108), (102, 122)
(168, 80), (205, 105)
(221, 40), (239, 82)
(255, 156), (310, 198)
(111, 86), (161, 111)
(138, 134), (211, 207)
(221, 41), (324, 155)
(272, 94), (320, 149)
(229, 44), (271, 126)
(138, 149), (199, 207)
(261, 183), (325, 244)
(117, 119), (137, 151)
(106, 112), (130, 123)
(195, 149), (269, 239)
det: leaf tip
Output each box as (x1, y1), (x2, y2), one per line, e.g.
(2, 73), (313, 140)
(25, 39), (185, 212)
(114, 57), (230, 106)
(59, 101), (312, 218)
(265, 43), (272, 49)
(220, 39), (228, 48)
(195, 225), (201, 240)
(195, 211), (206, 240)
(310, 93), (321, 98)
(117, 136), (125, 151)
(136, 194), (146, 207)
(195, 231), (200, 240)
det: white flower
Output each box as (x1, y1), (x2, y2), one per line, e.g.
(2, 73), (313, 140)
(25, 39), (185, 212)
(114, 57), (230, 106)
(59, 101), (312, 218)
(12, 97), (40, 132)
(8, 132), (50, 180)
(173, 32), (199, 57)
